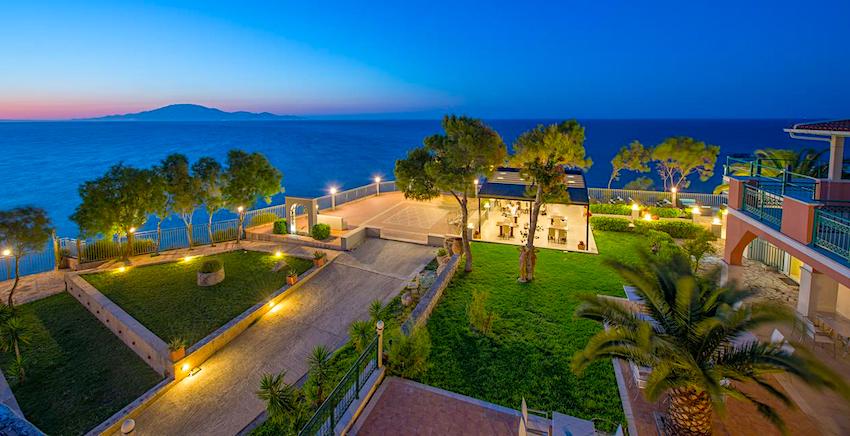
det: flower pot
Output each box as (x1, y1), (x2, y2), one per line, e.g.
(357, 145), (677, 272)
(437, 255), (450, 265)
(287, 275), (298, 286)
(313, 257), (326, 267)
(170, 347), (185, 362)
(197, 269), (225, 286)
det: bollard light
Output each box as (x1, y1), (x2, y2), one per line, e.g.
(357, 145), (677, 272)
(670, 187), (677, 193)
(712, 217), (721, 225)
(643, 213), (652, 221)
(691, 206), (701, 215)
(1, 249), (10, 257)
(631, 203), (639, 211)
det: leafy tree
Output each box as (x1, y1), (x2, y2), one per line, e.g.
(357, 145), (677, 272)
(682, 230), (717, 270)
(147, 170), (169, 255)
(72, 164), (160, 261)
(573, 251), (850, 435)
(0, 317), (31, 382)
(510, 120), (591, 281)
(349, 319), (375, 353)
(193, 157), (226, 247)
(0, 207), (52, 306)
(394, 115), (506, 272)
(160, 154), (200, 248)
(305, 345), (332, 406)
(608, 140), (650, 188)
(651, 137), (720, 191)
(257, 370), (303, 428)
(222, 150), (283, 244)
(386, 325), (431, 378)
(623, 176), (655, 191)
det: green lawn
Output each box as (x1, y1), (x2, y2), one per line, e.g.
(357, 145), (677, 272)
(0, 292), (162, 436)
(417, 231), (649, 431)
(84, 250), (313, 345)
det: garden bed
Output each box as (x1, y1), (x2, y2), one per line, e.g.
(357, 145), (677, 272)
(83, 250), (313, 346)
(415, 231), (650, 432)
(0, 292), (162, 435)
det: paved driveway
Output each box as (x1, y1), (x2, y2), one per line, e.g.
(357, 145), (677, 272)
(127, 239), (435, 436)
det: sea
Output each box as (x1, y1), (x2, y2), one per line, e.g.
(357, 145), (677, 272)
(0, 119), (812, 235)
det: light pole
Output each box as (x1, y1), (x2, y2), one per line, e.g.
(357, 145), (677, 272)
(236, 206), (245, 244)
(376, 320), (384, 368)
(330, 187), (338, 210)
(374, 177), (382, 196)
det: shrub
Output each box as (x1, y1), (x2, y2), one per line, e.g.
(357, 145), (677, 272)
(312, 250), (326, 260)
(199, 259), (223, 274)
(310, 224), (331, 240)
(589, 204), (631, 215)
(590, 216), (633, 232)
(436, 247), (448, 257)
(647, 206), (687, 218)
(637, 220), (702, 239)
(467, 290), (497, 335)
(682, 230), (718, 268)
(386, 326), (431, 378)
(250, 212), (280, 227)
(349, 320), (375, 353)
(272, 219), (288, 235)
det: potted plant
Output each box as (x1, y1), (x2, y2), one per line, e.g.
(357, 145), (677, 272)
(312, 250), (327, 267)
(436, 248), (449, 265)
(286, 269), (299, 286)
(168, 337), (187, 361)
(197, 259), (225, 286)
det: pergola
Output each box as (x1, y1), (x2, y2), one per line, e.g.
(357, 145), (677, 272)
(476, 167), (590, 248)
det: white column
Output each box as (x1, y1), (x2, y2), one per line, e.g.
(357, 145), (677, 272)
(797, 264), (838, 317)
(828, 136), (845, 180)
(719, 260), (745, 287)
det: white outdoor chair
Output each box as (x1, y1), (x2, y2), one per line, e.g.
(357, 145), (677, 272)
(803, 317), (836, 357)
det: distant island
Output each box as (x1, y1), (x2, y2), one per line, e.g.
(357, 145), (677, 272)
(78, 104), (298, 121)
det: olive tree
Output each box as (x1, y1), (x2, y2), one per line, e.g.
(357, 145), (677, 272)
(510, 120), (591, 282)
(395, 115), (506, 272)
(71, 164), (159, 261)
(222, 150), (283, 243)
(651, 137), (720, 191)
(160, 154), (200, 248)
(0, 207), (53, 306)
(608, 140), (650, 188)
(193, 157), (226, 246)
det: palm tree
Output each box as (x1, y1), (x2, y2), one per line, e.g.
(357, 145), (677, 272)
(715, 148), (828, 194)
(307, 345), (333, 405)
(572, 251), (849, 435)
(257, 371), (300, 425)
(1, 317), (31, 383)
(349, 320), (374, 353)
(368, 300), (385, 324)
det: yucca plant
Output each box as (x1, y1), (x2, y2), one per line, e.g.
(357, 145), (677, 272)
(0, 317), (30, 362)
(257, 370), (300, 426)
(306, 345), (333, 406)
(572, 251), (849, 435)
(368, 300), (386, 324)
(349, 320), (375, 353)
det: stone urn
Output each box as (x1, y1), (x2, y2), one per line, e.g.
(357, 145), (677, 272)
(197, 260), (225, 287)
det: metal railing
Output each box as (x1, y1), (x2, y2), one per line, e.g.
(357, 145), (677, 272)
(725, 157), (819, 202)
(813, 208), (850, 263)
(746, 238), (787, 271)
(0, 242), (56, 280)
(587, 188), (727, 208)
(298, 336), (379, 436)
(315, 181), (397, 211)
(742, 184), (783, 229)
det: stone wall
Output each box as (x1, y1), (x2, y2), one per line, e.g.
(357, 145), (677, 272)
(403, 254), (460, 333)
(0, 370), (22, 418)
(65, 274), (172, 376)
(340, 226), (367, 251)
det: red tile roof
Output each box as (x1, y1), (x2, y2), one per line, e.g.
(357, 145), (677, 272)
(792, 119), (850, 132)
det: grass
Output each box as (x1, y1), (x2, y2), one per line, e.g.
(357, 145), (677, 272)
(416, 231), (650, 431)
(84, 250), (313, 345)
(0, 292), (162, 435)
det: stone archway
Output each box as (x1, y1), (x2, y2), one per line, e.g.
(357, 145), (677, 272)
(723, 215), (758, 265)
(284, 197), (317, 235)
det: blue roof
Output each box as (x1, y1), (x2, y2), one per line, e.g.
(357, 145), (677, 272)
(477, 167), (589, 205)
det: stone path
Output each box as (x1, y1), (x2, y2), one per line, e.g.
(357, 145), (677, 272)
(125, 239), (436, 436)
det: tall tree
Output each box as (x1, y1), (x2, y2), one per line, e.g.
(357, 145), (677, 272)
(160, 154), (200, 248)
(394, 115), (506, 272)
(651, 137), (720, 190)
(573, 251), (850, 435)
(148, 170), (169, 255)
(222, 150), (283, 244)
(608, 140), (650, 188)
(0, 207), (52, 306)
(71, 164), (157, 261)
(193, 157), (226, 246)
(510, 120), (591, 282)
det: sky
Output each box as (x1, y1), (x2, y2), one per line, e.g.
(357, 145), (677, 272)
(2, 0), (849, 120)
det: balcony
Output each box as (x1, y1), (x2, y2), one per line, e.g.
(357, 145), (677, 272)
(727, 157), (850, 266)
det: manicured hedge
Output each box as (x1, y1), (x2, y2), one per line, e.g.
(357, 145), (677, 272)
(648, 206), (688, 218)
(589, 204), (631, 215)
(590, 216), (704, 239)
(272, 218), (288, 235)
(311, 223), (331, 240)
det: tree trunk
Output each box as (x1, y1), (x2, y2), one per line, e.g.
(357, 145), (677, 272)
(155, 220), (163, 255)
(182, 214), (194, 249)
(519, 188), (543, 282)
(208, 213), (215, 247)
(237, 214), (244, 245)
(460, 194), (472, 272)
(667, 387), (712, 436)
(13, 340), (20, 361)
(607, 173), (616, 189)
(7, 256), (20, 307)
(125, 231), (135, 262)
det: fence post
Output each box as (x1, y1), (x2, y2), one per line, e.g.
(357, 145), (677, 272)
(76, 238), (83, 264)
(52, 231), (60, 271)
(376, 320), (384, 368)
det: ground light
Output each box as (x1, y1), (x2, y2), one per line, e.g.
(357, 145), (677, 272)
(691, 205), (701, 215)
(631, 203), (639, 211)
(274, 251), (283, 258)
(117, 266), (127, 273)
(1, 249), (10, 256)
(643, 213), (653, 221)
(712, 217), (722, 225)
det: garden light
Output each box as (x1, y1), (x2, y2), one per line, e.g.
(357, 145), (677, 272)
(670, 187), (677, 193)
(274, 251), (283, 258)
(473, 179), (479, 185)
(631, 203), (639, 211)
(237, 206), (244, 213)
(182, 363), (190, 372)
(330, 187), (337, 195)
(691, 206), (701, 215)
(374, 176), (381, 183)
(117, 266), (126, 273)
(129, 227), (136, 233)
(712, 217), (721, 225)
(268, 301), (275, 308)
(1, 249), (10, 256)
(643, 213), (652, 221)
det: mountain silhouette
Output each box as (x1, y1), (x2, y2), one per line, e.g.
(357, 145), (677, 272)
(80, 104), (298, 121)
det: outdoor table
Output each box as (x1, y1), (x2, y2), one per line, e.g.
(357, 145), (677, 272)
(497, 221), (516, 238)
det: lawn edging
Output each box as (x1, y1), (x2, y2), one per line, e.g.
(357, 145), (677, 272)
(171, 258), (328, 381)
(65, 273), (172, 376)
(86, 376), (174, 436)
(402, 254), (460, 333)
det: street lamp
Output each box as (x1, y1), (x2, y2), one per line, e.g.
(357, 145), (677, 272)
(670, 186), (678, 207)
(374, 176), (382, 196)
(236, 206), (245, 244)
(330, 187), (338, 210)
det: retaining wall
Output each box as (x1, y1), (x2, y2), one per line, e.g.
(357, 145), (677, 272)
(403, 254), (460, 333)
(340, 226), (368, 251)
(0, 369), (23, 418)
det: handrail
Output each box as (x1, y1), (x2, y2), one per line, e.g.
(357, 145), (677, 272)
(813, 208), (850, 263)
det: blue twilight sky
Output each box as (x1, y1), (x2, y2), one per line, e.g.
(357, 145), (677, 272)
(2, 0), (849, 119)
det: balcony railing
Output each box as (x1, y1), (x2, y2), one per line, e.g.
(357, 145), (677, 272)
(813, 208), (850, 263)
(742, 184), (783, 229)
(726, 157), (819, 202)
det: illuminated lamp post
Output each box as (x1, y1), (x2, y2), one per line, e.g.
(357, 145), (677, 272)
(236, 206), (245, 244)
(670, 186), (678, 207)
(330, 187), (338, 210)
(375, 177), (382, 196)
(2, 249), (11, 281)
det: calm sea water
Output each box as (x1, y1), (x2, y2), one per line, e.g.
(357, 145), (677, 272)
(0, 119), (808, 235)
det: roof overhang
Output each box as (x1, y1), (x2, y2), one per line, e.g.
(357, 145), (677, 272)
(477, 167), (589, 205)
(784, 119), (850, 141)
